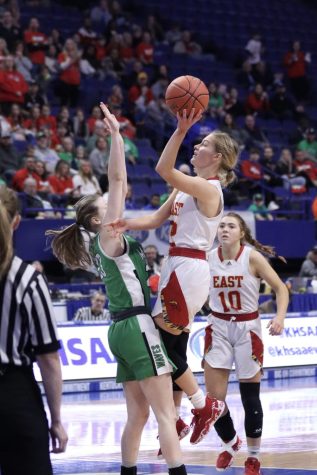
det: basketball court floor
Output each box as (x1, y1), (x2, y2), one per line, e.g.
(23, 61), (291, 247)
(51, 376), (317, 475)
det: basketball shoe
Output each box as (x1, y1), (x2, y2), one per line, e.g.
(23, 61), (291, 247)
(244, 457), (261, 475)
(216, 435), (242, 471)
(190, 395), (226, 444)
(157, 417), (190, 458)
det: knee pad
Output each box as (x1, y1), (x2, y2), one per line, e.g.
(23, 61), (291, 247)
(160, 329), (188, 380)
(239, 383), (263, 439)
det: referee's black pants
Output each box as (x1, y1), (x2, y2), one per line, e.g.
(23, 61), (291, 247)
(0, 365), (52, 475)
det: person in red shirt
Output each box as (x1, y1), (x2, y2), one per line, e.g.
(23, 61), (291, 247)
(12, 156), (41, 191)
(23, 17), (48, 65)
(0, 56), (29, 115)
(283, 40), (310, 102)
(87, 105), (103, 135)
(38, 104), (57, 133)
(48, 159), (74, 197)
(240, 148), (264, 198)
(135, 31), (154, 65)
(128, 71), (154, 115)
(245, 83), (270, 117)
(293, 148), (317, 187)
(56, 39), (81, 107)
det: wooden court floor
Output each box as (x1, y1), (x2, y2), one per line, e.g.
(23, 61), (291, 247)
(52, 377), (317, 475)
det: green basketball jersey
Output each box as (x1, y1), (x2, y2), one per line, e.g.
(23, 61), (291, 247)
(90, 234), (151, 313)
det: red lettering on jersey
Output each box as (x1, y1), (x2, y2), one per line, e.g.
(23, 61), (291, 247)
(213, 276), (220, 288)
(213, 275), (244, 288)
(171, 201), (184, 216)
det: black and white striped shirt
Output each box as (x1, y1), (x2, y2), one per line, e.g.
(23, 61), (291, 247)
(0, 256), (60, 366)
(73, 307), (111, 322)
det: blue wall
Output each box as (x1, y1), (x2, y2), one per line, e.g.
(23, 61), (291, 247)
(14, 218), (316, 261)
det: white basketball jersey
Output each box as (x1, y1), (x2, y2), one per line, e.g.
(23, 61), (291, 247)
(169, 179), (223, 252)
(209, 245), (260, 314)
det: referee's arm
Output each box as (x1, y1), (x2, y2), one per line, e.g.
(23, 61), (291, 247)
(27, 273), (68, 452)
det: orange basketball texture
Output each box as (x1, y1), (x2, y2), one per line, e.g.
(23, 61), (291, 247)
(165, 76), (209, 116)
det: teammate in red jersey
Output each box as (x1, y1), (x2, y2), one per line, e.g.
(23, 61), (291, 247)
(204, 212), (289, 474)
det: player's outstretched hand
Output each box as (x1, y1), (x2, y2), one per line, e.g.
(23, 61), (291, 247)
(105, 217), (128, 237)
(100, 102), (120, 135)
(176, 108), (203, 134)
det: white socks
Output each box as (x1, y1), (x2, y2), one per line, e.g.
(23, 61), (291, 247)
(188, 388), (205, 409)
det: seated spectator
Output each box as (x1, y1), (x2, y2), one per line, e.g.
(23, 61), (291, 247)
(299, 246), (317, 278)
(0, 129), (22, 184)
(261, 145), (283, 187)
(144, 244), (161, 277)
(124, 181), (137, 209)
(34, 158), (52, 195)
(23, 80), (46, 112)
(208, 82), (225, 120)
(293, 149), (317, 187)
(112, 105), (136, 140)
(38, 104), (57, 133)
(34, 130), (60, 173)
(72, 160), (101, 196)
(173, 30), (202, 56)
(73, 291), (110, 323)
(58, 136), (77, 168)
(224, 87), (245, 117)
(19, 176), (55, 218)
(128, 71), (154, 116)
(123, 136), (138, 165)
(48, 159), (74, 197)
(72, 107), (89, 142)
(243, 114), (268, 150)
(143, 193), (161, 210)
(241, 147), (263, 182)
(251, 61), (274, 90)
(270, 83), (295, 121)
(297, 128), (317, 160)
(87, 105), (103, 135)
(245, 83), (270, 116)
(275, 148), (306, 191)
(12, 155), (41, 191)
(248, 193), (274, 221)
(89, 136), (110, 180)
(220, 113), (247, 147)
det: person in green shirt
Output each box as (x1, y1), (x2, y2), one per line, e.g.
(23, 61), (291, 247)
(46, 104), (187, 475)
(298, 128), (317, 160)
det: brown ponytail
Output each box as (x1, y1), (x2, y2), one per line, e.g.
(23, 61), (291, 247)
(211, 131), (240, 187)
(46, 194), (100, 269)
(226, 212), (287, 263)
(0, 187), (20, 278)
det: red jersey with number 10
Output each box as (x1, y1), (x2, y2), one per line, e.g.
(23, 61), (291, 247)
(209, 245), (260, 314)
(169, 178), (223, 252)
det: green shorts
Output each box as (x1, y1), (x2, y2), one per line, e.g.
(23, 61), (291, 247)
(108, 313), (174, 383)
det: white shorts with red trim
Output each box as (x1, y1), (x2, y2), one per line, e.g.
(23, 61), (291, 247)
(203, 314), (263, 379)
(152, 255), (210, 329)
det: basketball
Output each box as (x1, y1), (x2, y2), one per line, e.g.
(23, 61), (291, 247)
(165, 75), (209, 116)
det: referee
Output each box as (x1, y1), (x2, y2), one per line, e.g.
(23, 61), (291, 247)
(0, 187), (68, 475)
